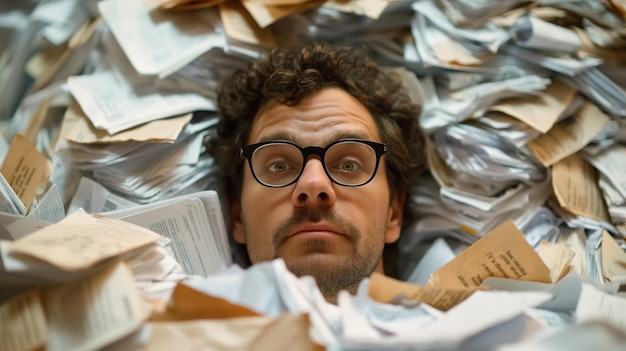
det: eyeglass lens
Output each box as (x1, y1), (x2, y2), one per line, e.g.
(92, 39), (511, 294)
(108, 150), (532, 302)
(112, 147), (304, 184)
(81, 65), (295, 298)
(250, 141), (378, 186)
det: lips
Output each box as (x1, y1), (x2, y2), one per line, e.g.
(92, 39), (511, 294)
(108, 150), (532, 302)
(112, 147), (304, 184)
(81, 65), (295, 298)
(288, 223), (344, 238)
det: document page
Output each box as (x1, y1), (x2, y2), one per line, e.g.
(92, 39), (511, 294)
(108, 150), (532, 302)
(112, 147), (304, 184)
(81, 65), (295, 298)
(575, 283), (626, 330)
(118, 198), (223, 277)
(67, 176), (138, 214)
(67, 69), (216, 135)
(527, 100), (611, 167)
(26, 182), (65, 223)
(552, 153), (611, 222)
(369, 272), (478, 311)
(0, 288), (47, 351)
(146, 313), (320, 351)
(7, 209), (160, 271)
(0, 212), (50, 240)
(219, 1), (276, 47)
(489, 79), (577, 133)
(98, 0), (223, 77)
(153, 283), (259, 321)
(0, 173), (25, 216)
(601, 230), (626, 283)
(0, 134), (52, 213)
(242, 0), (325, 28)
(103, 190), (231, 268)
(42, 261), (152, 351)
(585, 145), (626, 199)
(427, 219), (552, 288)
(537, 240), (575, 283)
(60, 100), (192, 144)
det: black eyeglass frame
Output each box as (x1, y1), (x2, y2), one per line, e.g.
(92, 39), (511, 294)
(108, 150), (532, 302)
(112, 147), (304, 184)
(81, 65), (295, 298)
(240, 138), (387, 188)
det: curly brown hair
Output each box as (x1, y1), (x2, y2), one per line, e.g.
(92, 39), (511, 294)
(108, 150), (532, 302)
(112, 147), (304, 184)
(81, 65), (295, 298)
(210, 40), (425, 201)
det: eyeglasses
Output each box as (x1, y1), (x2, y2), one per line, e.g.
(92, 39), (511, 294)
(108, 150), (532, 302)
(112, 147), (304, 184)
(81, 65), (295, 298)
(240, 139), (387, 188)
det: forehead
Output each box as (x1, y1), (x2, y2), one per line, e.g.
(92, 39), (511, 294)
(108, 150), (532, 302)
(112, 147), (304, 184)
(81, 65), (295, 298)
(248, 87), (381, 146)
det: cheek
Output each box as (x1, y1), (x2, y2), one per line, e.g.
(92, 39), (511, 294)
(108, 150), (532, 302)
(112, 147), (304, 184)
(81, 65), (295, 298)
(240, 179), (289, 234)
(339, 185), (391, 226)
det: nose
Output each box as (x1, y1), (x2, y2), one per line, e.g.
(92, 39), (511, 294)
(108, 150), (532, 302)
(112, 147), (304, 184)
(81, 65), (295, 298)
(291, 158), (336, 208)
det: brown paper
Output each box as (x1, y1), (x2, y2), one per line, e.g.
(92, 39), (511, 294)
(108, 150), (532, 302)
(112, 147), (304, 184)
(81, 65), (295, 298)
(369, 272), (479, 311)
(8, 210), (160, 271)
(150, 283), (259, 321)
(488, 79), (577, 133)
(527, 100), (611, 167)
(145, 313), (323, 351)
(219, 0), (276, 47)
(0, 134), (52, 212)
(537, 240), (574, 283)
(242, 0), (324, 28)
(601, 230), (626, 283)
(60, 100), (191, 144)
(552, 153), (611, 222)
(427, 219), (552, 288)
(0, 288), (47, 351)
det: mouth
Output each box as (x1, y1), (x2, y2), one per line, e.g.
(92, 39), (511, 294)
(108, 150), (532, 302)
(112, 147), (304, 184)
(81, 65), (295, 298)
(288, 223), (344, 238)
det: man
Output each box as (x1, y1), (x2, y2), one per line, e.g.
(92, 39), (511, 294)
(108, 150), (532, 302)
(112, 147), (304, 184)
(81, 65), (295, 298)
(208, 42), (426, 303)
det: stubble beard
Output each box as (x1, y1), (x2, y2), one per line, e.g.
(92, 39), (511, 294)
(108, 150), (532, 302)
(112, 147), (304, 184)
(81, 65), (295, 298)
(270, 208), (386, 302)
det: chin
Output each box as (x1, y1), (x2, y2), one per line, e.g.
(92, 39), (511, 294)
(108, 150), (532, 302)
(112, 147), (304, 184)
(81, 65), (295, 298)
(284, 252), (377, 300)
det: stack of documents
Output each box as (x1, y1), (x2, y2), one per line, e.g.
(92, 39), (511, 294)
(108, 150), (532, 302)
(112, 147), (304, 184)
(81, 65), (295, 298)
(1, 0), (626, 349)
(102, 190), (232, 278)
(4, 219), (625, 350)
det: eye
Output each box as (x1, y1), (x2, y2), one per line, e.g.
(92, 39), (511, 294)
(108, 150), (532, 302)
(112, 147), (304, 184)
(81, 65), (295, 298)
(268, 161), (290, 172)
(338, 160), (359, 172)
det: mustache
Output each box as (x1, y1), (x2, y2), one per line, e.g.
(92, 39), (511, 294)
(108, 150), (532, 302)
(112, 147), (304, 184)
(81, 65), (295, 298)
(272, 208), (360, 249)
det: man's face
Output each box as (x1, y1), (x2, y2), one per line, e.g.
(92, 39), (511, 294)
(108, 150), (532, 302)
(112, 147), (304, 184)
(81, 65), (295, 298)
(232, 87), (404, 300)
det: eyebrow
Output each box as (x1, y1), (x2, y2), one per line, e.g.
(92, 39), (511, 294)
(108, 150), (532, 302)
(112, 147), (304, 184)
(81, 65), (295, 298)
(256, 130), (374, 146)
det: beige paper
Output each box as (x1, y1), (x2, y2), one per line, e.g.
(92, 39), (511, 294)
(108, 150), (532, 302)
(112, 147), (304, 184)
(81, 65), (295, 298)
(42, 261), (151, 351)
(552, 153), (611, 222)
(527, 100), (611, 167)
(0, 288), (47, 351)
(242, 0), (324, 28)
(146, 313), (322, 351)
(323, 0), (391, 19)
(219, 1), (276, 47)
(574, 27), (626, 64)
(150, 283), (260, 321)
(427, 219), (552, 288)
(488, 8), (526, 27)
(488, 79), (577, 133)
(25, 17), (102, 91)
(368, 272), (479, 311)
(529, 6), (568, 20)
(561, 227), (588, 277)
(537, 240), (574, 283)
(601, 230), (626, 283)
(23, 95), (52, 144)
(25, 43), (67, 83)
(431, 40), (486, 66)
(0, 134), (52, 212)
(7, 209), (160, 271)
(61, 100), (192, 144)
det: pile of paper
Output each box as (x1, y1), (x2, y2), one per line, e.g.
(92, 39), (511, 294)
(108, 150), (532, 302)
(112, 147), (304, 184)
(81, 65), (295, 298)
(1, 0), (626, 349)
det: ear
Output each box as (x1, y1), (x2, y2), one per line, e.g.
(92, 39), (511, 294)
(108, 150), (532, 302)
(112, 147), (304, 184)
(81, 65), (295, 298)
(385, 192), (405, 244)
(230, 199), (247, 244)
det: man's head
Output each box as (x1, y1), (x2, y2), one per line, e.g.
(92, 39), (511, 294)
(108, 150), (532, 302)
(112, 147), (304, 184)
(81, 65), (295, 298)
(209, 42), (425, 301)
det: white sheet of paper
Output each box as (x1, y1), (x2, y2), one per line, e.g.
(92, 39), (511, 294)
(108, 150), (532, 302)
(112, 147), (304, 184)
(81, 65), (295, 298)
(98, 0), (224, 77)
